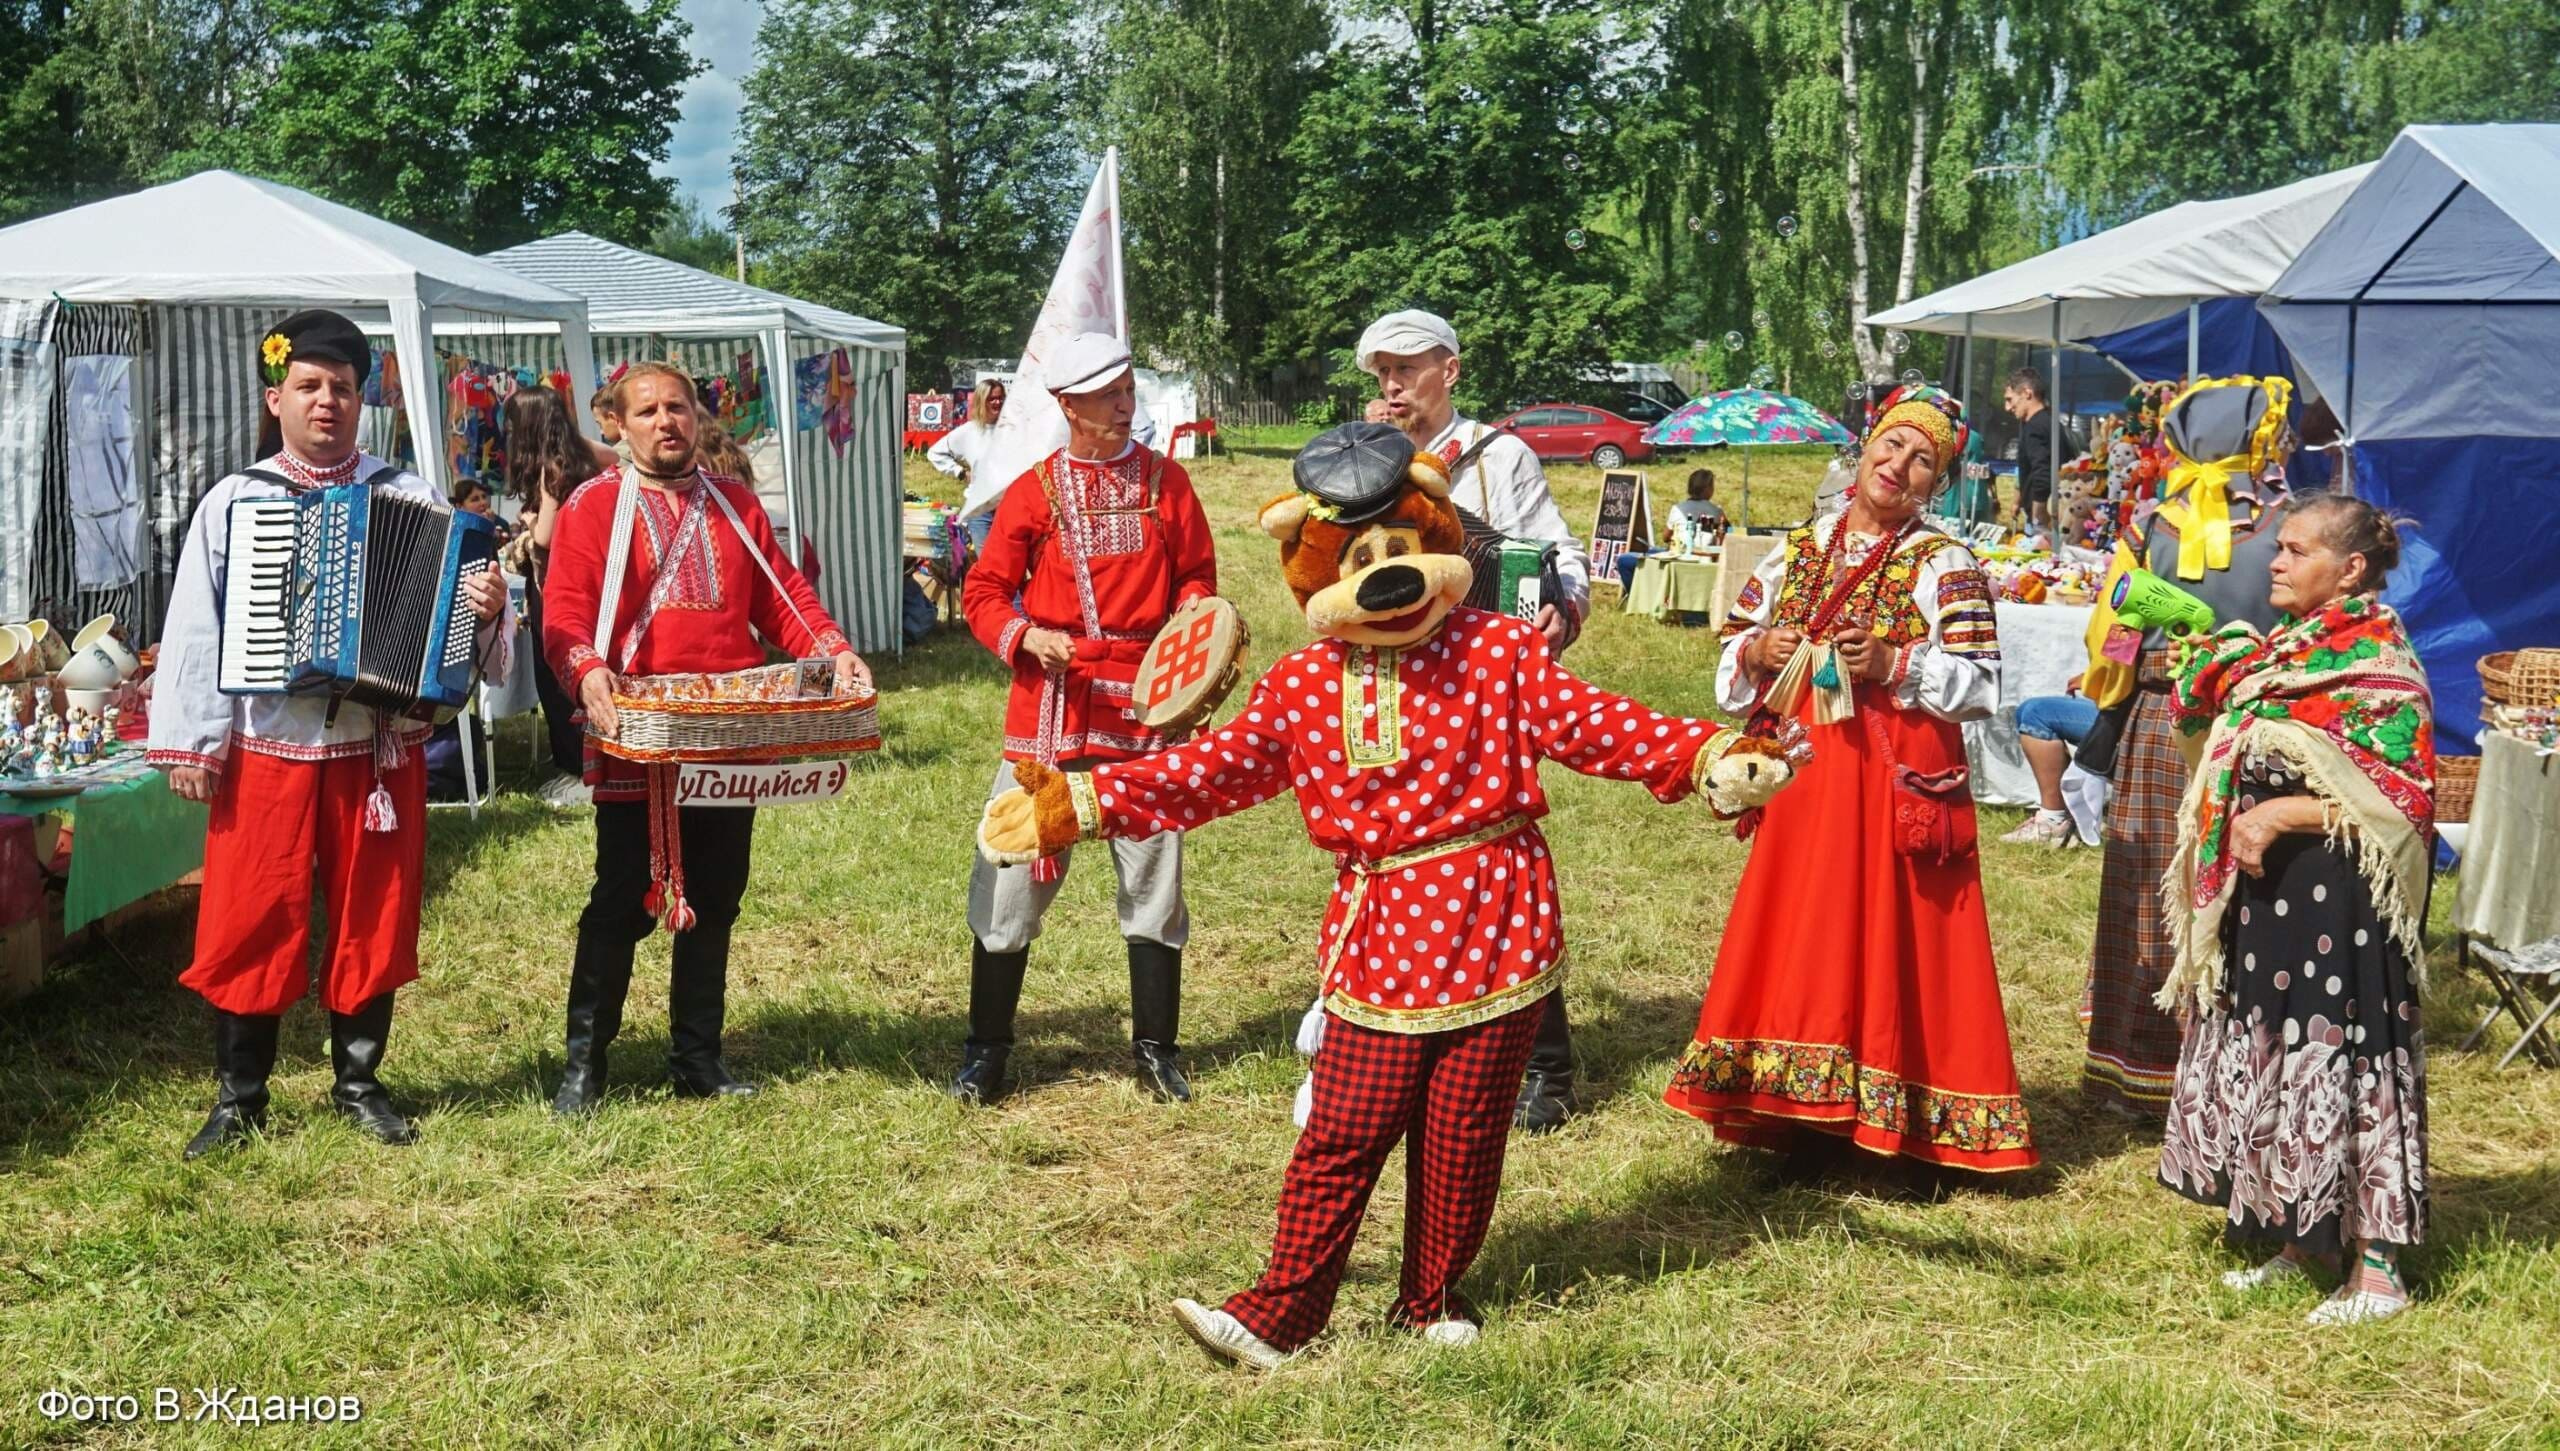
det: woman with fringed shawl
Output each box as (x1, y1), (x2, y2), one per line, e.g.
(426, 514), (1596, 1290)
(2157, 492), (2436, 1328)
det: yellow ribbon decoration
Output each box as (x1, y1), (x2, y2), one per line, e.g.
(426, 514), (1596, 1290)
(2159, 376), (2293, 582)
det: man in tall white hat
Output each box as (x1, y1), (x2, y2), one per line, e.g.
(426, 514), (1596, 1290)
(951, 330), (1221, 1108)
(1357, 307), (1591, 1133)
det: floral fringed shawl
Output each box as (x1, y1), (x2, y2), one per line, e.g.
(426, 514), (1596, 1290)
(2159, 595), (2435, 1007)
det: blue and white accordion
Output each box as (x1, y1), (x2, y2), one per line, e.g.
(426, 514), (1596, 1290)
(217, 480), (498, 715)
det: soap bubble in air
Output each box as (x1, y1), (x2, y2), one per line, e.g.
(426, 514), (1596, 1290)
(1887, 330), (1911, 355)
(1565, 153), (1581, 172)
(1751, 308), (1772, 331)
(1687, 215), (1703, 233)
(1775, 214), (1799, 238)
(1712, 187), (1727, 207)
(1705, 229), (1721, 244)
(1723, 331), (1745, 350)
(1565, 228), (1585, 251)
(1900, 368), (1925, 387)
(1819, 339), (1839, 359)
(1812, 305), (1831, 327)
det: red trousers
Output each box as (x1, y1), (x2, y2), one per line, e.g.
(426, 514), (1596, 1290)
(179, 748), (426, 1017)
(1225, 1002), (1542, 1351)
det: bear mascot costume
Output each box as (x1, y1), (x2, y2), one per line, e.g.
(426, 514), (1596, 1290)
(977, 421), (1794, 1368)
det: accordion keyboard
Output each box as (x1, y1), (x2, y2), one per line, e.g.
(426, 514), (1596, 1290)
(218, 498), (301, 692)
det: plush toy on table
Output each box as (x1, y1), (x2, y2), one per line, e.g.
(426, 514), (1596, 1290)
(975, 420), (1794, 1370)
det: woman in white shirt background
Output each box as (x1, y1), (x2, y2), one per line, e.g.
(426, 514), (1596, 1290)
(930, 377), (1007, 550)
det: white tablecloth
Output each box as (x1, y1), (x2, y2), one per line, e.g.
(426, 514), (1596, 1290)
(2456, 730), (2560, 954)
(1964, 601), (2093, 809)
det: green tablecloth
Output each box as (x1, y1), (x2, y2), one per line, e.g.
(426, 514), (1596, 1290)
(1622, 555), (1721, 621)
(0, 754), (207, 933)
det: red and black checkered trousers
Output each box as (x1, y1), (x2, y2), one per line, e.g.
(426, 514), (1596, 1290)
(1223, 1001), (1542, 1351)
(2084, 659), (2192, 1114)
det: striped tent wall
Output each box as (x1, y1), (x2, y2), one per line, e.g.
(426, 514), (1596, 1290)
(31, 304), (145, 637)
(0, 298), (55, 624)
(400, 327), (905, 655)
(787, 335), (904, 658)
(139, 305), (270, 646)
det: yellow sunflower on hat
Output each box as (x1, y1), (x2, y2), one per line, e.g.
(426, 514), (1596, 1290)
(260, 331), (292, 384)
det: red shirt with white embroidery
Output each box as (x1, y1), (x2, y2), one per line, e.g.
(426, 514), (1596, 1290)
(542, 469), (851, 801)
(1082, 608), (1721, 1033)
(962, 444), (1217, 763)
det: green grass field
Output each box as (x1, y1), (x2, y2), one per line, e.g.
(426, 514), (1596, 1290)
(4, 439), (2555, 1447)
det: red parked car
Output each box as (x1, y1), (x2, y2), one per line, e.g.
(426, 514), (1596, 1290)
(1489, 403), (1656, 468)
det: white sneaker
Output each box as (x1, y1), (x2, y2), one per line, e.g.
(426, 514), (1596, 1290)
(2306, 1288), (2409, 1327)
(537, 774), (592, 810)
(1171, 1298), (1289, 1371)
(1998, 811), (2078, 848)
(2221, 1254), (2311, 1292)
(1419, 1320), (1481, 1348)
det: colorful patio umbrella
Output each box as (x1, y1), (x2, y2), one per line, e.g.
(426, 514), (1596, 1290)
(1642, 388), (1855, 525)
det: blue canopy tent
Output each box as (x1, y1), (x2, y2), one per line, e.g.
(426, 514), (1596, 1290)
(2261, 124), (2560, 749)
(2078, 298), (2337, 492)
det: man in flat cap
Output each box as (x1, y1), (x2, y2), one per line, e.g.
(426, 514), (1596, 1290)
(950, 330), (1220, 1106)
(1357, 307), (1593, 1133)
(150, 308), (511, 1159)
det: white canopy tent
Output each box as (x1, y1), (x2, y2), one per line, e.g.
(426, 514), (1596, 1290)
(1863, 163), (2370, 487)
(1868, 164), (2372, 350)
(0, 170), (600, 496)
(0, 170), (599, 640)
(481, 231), (910, 654)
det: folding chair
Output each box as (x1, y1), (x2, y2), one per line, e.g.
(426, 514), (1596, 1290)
(2456, 933), (2560, 1069)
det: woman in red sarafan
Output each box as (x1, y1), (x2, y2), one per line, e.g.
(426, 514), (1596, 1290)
(1662, 385), (2039, 1175)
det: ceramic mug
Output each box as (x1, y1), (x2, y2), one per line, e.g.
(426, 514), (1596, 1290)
(66, 686), (114, 717)
(23, 618), (70, 673)
(0, 627), (22, 684)
(60, 615), (136, 689)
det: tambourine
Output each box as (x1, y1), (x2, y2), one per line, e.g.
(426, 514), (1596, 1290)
(1132, 595), (1248, 735)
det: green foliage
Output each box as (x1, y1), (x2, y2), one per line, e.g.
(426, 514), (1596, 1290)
(1267, 4), (1639, 415)
(735, 0), (1085, 379)
(651, 193), (738, 278)
(167, 0), (699, 251)
(0, 0), (275, 224)
(1102, 0), (1332, 378)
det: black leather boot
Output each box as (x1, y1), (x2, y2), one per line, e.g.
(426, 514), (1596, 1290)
(552, 937), (633, 1116)
(949, 940), (1026, 1106)
(1128, 939), (1190, 1104)
(668, 927), (755, 1098)
(329, 994), (418, 1145)
(184, 1011), (280, 1160)
(1512, 991), (1576, 1135)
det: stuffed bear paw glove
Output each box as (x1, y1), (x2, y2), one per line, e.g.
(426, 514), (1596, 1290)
(976, 760), (1092, 865)
(1692, 727), (1797, 820)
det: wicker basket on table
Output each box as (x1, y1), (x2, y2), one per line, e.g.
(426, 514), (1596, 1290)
(588, 662), (882, 764)
(2478, 649), (2560, 710)
(2435, 754), (2478, 825)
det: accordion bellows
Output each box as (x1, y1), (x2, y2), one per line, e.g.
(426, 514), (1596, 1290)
(218, 484), (496, 714)
(594, 663), (884, 764)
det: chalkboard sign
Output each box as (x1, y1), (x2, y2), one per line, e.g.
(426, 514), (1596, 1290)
(1588, 470), (1654, 577)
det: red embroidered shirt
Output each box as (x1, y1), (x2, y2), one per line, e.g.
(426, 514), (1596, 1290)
(1086, 608), (1720, 1032)
(542, 468), (851, 800)
(962, 445), (1217, 763)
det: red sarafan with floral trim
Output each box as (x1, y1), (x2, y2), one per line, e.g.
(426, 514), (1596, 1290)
(1667, 507), (2037, 1173)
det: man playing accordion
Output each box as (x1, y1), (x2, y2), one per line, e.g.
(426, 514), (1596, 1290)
(149, 309), (511, 1159)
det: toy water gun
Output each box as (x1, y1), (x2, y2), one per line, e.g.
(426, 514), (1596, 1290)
(2109, 568), (2216, 638)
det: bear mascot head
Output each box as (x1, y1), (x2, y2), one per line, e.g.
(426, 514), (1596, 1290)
(1257, 421), (1474, 650)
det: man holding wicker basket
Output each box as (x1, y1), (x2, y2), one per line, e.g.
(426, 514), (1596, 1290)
(541, 362), (870, 1114)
